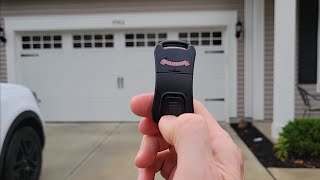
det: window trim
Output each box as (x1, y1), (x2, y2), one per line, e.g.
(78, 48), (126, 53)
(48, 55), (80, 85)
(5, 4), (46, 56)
(298, 0), (318, 85)
(72, 33), (114, 49)
(317, 0), (320, 92)
(21, 35), (62, 50)
(124, 32), (167, 48)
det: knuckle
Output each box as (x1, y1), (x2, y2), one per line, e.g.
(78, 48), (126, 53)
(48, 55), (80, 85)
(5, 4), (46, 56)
(178, 113), (203, 124)
(176, 114), (208, 133)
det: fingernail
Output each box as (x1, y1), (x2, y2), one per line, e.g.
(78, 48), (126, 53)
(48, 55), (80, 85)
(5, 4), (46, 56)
(160, 115), (176, 121)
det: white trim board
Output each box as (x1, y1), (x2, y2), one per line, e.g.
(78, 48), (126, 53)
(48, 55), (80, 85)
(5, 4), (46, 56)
(272, 0), (296, 139)
(244, 0), (265, 120)
(4, 11), (238, 121)
(5, 11), (237, 30)
(244, 0), (254, 118)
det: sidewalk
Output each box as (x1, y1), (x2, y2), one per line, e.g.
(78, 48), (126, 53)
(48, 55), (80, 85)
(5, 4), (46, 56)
(221, 123), (274, 180)
(40, 122), (275, 180)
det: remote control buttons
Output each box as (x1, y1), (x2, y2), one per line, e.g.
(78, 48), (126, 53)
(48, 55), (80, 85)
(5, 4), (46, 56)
(161, 94), (185, 116)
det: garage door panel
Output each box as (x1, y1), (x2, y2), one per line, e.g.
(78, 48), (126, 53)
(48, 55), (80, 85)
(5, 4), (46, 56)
(21, 34), (63, 50)
(72, 33), (114, 49)
(178, 30), (225, 121)
(204, 101), (225, 120)
(117, 31), (162, 107)
(120, 49), (155, 93)
(41, 100), (133, 121)
(20, 55), (116, 99)
(18, 28), (227, 122)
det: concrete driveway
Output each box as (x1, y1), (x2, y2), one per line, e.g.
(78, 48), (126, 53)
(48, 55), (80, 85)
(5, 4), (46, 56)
(40, 123), (140, 180)
(40, 122), (274, 180)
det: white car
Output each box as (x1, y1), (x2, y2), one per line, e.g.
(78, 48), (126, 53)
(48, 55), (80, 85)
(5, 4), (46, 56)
(0, 83), (45, 180)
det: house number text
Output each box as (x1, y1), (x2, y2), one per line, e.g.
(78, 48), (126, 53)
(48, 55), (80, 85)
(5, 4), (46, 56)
(112, 19), (125, 25)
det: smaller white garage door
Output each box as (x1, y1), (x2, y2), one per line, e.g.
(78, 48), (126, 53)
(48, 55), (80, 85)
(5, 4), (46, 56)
(178, 31), (226, 121)
(17, 28), (226, 121)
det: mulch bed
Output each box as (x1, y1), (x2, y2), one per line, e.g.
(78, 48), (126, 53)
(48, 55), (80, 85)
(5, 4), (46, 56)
(231, 123), (320, 168)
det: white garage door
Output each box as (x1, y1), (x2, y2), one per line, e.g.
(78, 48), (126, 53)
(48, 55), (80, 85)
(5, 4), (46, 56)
(17, 28), (226, 121)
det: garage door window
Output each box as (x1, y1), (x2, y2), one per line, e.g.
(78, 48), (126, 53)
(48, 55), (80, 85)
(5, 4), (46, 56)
(73, 34), (114, 48)
(179, 31), (222, 46)
(22, 35), (62, 50)
(125, 33), (167, 47)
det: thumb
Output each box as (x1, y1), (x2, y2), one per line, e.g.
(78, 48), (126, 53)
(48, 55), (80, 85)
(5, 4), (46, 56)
(158, 114), (212, 178)
(158, 114), (209, 148)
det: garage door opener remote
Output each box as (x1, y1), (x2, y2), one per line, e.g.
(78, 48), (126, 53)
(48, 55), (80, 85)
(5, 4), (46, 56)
(152, 40), (196, 123)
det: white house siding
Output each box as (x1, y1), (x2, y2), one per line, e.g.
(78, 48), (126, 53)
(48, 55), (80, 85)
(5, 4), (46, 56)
(0, 0), (245, 118)
(264, 0), (274, 121)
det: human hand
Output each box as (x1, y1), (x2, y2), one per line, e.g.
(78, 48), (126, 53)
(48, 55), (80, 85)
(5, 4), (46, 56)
(130, 93), (244, 180)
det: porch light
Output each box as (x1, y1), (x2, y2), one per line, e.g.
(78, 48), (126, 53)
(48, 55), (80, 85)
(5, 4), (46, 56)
(0, 27), (6, 43)
(235, 19), (243, 39)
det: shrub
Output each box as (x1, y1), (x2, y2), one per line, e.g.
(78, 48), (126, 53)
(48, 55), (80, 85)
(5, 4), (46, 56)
(275, 118), (320, 161)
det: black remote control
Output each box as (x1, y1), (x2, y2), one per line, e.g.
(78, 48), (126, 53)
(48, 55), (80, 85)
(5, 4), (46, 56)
(152, 40), (196, 123)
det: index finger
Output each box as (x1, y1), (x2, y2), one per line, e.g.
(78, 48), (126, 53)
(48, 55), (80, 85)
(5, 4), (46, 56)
(130, 93), (154, 118)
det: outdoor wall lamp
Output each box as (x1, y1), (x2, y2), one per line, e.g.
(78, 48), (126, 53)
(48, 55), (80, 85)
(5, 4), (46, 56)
(235, 19), (243, 39)
(0, 27), (7, 43)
